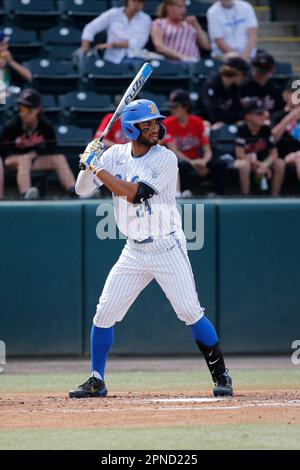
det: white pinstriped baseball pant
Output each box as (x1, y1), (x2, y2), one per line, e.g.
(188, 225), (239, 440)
(93, 232), (204, 328)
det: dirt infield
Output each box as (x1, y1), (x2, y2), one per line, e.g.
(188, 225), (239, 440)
(1, 390), (299, 430)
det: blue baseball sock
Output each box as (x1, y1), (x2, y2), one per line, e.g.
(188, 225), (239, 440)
(91, 324), (114, 380)
(191, 315), (218, 346)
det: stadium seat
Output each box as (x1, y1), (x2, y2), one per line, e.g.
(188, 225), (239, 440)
(55, 124), (93, 168)
(41, 25), (82, 45)
(1, 26), (43, 63)
(0, 0), (8, 23)
(142, 60), (191, 94)
(190, 58), (222, 90)
(8, 0), (60, 30)
(41, 95), (63, 124)
(3, 92), (62, 124)
(24, 58), (81, 95)
(41, 26), (81, 61)
(60, 0), (107, 28)
(58, 91), (113, 129)
(191, 58), (221, 78)
(82, 59), (134, 94)
(273, 62), (294, 88)
(210, 124), (238, 158)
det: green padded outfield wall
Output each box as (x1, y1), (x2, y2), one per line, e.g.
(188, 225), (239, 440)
(218, 200), (300, 354)
(0, 199), (299, 356)
(0, 202), (83, 356)
(82, 200), (217, 355)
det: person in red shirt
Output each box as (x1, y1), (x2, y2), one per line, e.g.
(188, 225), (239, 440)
(94, 95), (129, 147)
(163, 89), (212, 196)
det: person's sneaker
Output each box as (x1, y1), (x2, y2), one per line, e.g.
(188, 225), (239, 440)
(24, 187), (39, 200)
(69, 376), (108, 399)
(213, 370), (233, 397)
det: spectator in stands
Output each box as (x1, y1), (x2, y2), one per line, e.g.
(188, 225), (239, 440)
(0, 89), (76, 199)
(240, 51), (284, 115)
(163, 89), (212, 196)
(235, 98), (284, 196)
(202, 56), (249, 126)
(207, 0), (258, 61)
(272, 79), (300, 186)
(0, 30), (32, 94)
(0, 157), (3, 198)
(80, 0), (151, 64)
(151, 0), (210, 62)
(94, 95), (129, 147)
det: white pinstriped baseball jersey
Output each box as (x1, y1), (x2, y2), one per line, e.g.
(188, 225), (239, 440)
(93, 142), (183, 241)
(80, 142), (205, 329)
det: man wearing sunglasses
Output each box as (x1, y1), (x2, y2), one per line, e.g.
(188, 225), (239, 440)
(1, 89), (76, 199)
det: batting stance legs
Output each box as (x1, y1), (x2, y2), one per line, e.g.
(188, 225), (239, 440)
(69, 235), (232, 399)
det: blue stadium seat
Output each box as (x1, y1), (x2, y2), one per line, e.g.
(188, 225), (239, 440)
(190, 58), (222, 90)
(58, 91), (113, 129)
(41, 95), (62, 124)
(210, 124), (238, 158)
(82, 59), (134, 94)
(3, 92), (62, 124)
(191, 58), (222, 78)
(0, 0), (8, 23)
(8, 0), (60, 30)
(2, 26), (43, 62)
(60, 0), (108, 28)
(273, 62), (294, 88)
(24, 58), (80, 95)
(141, 60), (191, 94)
(55, 124), (93, 166)
(41, 25), (81, 61)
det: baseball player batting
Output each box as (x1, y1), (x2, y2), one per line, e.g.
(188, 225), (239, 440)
(69, 99), (233, 399)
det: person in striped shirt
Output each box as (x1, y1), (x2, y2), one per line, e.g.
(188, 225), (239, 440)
(151, 0), (210, 62)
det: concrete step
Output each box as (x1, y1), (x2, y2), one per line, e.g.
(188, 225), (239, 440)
(255, 6), (270, 21)
(258, 37), (300, 53)
(259, 21), (297, 37)
(248, 0), (269, 5)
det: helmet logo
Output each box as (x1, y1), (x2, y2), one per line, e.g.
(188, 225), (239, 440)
(149, 103), (157, 115)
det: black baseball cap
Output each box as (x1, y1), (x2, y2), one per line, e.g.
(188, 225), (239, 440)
(252, 51), (275, 73)
(243, 98), (266, 115)
(168, 89), (191, 107)
(224, 56), (249, 74)
(17, 89), (41, 108)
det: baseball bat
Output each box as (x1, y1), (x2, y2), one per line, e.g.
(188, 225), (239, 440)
(79, 62), (153, 171)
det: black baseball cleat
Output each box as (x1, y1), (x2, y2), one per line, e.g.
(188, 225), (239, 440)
(213, 370), (233, 397)
(69, 376), (108, 399)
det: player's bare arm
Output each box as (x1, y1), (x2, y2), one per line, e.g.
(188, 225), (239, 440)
(94, 169), (139, 203)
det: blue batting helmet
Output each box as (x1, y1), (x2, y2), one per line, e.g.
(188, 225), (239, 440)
(121, 99), (166, 141)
